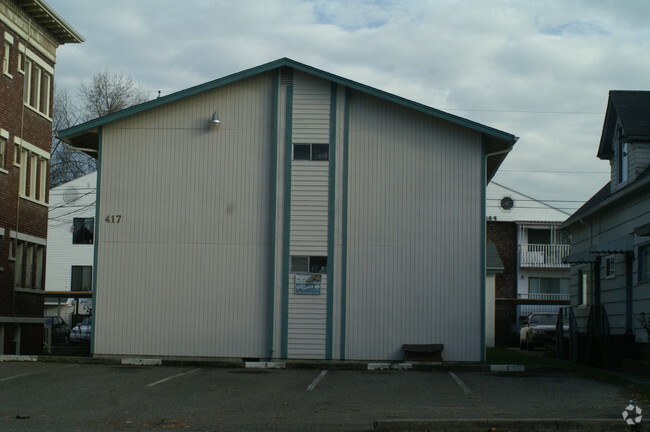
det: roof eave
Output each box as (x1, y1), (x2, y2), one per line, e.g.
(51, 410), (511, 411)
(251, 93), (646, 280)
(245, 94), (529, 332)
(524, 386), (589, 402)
(16, 0), (84, 44)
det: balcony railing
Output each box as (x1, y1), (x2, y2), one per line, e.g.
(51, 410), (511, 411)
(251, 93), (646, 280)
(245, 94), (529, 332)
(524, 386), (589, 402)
(518, 293), (570, 301)
(519, 244), (571, 268)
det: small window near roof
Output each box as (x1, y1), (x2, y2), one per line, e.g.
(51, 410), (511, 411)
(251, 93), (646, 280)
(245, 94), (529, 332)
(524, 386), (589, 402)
(293, 143), (329, 161)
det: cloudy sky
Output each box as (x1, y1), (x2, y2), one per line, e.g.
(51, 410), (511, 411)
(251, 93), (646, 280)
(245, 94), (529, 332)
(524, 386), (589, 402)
(47, 0), (650, 214)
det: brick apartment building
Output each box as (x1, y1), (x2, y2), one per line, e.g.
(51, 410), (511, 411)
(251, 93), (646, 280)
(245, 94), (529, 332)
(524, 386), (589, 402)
(0, 0), (82, 354)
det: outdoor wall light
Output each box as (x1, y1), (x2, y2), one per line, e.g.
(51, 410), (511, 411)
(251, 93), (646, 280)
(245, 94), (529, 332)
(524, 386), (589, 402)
(211, 112), (221, 128)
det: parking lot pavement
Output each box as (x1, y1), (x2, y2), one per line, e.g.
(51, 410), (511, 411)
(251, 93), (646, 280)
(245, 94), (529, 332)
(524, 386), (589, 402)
(0, 362), (636, 432)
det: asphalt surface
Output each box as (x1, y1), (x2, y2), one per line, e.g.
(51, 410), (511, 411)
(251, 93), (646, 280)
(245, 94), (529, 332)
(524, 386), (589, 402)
(0, 360), (639, 432)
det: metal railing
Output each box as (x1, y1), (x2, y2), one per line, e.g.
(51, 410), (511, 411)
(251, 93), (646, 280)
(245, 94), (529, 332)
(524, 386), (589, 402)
(519, 243), (571, 268)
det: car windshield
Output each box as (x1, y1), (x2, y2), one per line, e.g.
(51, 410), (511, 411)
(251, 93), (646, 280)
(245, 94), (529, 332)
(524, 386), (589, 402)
(530, 314), (557, 325)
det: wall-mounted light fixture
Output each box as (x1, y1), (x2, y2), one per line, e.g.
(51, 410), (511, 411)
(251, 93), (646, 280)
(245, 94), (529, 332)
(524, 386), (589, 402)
(211, 112), (221, 128)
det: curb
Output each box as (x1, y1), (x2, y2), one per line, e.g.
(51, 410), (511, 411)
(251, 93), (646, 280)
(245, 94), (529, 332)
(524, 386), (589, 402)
(373, 418), (631, 432)
(12, 355), (574, 374)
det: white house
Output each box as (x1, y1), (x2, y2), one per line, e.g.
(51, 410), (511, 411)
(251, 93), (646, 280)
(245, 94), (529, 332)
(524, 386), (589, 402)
(563, 91), (650, 361)
(58, 58), (517, 362)
(45, 171), (96, 324)
(486, 182), (571, 346)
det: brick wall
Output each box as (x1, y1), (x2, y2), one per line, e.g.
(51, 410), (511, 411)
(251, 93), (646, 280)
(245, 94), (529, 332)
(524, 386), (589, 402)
(0, 18), (54, 353)
(487, 221), (519, 346)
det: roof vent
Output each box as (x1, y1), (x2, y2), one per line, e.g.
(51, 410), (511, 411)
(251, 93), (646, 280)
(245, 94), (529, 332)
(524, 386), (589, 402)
(280, 67), (293, 85)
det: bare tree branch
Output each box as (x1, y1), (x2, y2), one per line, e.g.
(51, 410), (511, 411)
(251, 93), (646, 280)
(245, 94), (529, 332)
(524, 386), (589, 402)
(51, 72), (149, 187)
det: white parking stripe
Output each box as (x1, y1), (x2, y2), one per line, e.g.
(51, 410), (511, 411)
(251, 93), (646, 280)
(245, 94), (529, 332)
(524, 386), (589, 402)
(448, 371), (471, 395)
(0, 364), (76, 382)
(146, 368), (201, 388)
(306, 370), (328, 392)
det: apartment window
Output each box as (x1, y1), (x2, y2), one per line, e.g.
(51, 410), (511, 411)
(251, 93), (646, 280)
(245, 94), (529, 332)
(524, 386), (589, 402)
(14, 241), (23, 288)
(2, 42), (9, 76)
(293, 143), (329, 161)
(23, 57), (31, 104)
(291, 256), (328, 273)
(640, 245), (650, 283)
(73, 218), (94, 244)
(17, 143), (48, 204)
(604, 255), (616, 279)
(21, 54), (52, 118)
(71, 266), (93, 291)
(529, 277), (569, 294)
(34, 246), (43, 289)
(0, 136), (6, 171)
(578, 269), (589, 306)
(618, 127), (629, 184)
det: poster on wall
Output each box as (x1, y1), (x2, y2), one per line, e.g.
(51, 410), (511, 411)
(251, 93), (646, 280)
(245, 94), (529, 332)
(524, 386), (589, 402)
(295, 274), (321, 295)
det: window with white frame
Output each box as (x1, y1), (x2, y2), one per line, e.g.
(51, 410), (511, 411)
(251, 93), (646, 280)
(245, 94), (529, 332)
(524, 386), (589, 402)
(0, 135), (6, 171)
(2, 32), (12, 77)
(2, 42), (10, 76)
(15, 138), (49, 204)
(18, 45), (53, 118)
(578, 268), (589, 306)
(293, 143), (329, 161)
(640, 245), (650, 283)
(291, 255), (328, 273)
(605, 255), (616, 279)
(12, 238), (45, 290)
(618, 126), (629, 184)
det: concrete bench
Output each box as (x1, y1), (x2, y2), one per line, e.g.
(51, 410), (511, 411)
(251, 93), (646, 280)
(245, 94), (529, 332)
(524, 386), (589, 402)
(402, 344), (444, 362)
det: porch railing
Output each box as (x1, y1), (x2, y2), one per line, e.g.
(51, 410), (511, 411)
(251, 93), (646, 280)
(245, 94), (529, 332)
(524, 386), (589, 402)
(519, 243), (570, 268)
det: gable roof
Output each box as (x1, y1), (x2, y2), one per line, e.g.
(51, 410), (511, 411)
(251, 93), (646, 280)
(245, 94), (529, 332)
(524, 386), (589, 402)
(598, 91), (650, 159)
(14, 0), (84, 44)
(58, 58), (517, 179)
(562, 166), (650, 228)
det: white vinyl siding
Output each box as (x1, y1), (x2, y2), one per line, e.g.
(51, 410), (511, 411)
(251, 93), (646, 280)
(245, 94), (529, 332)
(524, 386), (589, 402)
(344, 92), (484, 362)
(290, 162), (328, 255)
(287, 274), (327, 358)
(292, 71), (330, 144)
(94, 73), (275, 358)
(284, 71), (331, 358)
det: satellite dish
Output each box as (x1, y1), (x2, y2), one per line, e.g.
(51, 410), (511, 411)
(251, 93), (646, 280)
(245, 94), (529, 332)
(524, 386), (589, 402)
(63, 186), (80, 204)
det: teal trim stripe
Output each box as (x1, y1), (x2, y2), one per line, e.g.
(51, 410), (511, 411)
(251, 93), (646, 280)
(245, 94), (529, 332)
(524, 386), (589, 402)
(480, 138), (487, 362)
(325, 83), (337, 359)
(267, 70), (280, 359)
(90, 126), (102, 356)
(280, 84), (293, 359)
(58, 58), (516, 146)
(340, 87), (351, 360)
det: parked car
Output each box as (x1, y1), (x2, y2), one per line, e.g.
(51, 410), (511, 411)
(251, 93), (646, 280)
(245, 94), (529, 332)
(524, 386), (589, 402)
(519, 312), (567, 350)
(70, 317), (92, 343)
(44, 316), (70, 344)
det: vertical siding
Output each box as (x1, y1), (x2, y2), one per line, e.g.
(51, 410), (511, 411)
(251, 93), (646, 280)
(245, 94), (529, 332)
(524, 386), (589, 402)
(286, 71), (331, 358)
(345, 92), (483, 361)
(287, 274), (327, 358)
(95, 73), (274, 357)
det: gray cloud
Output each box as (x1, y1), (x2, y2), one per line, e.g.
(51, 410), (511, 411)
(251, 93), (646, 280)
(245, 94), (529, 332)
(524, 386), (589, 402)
(49, 0), (648, 213)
